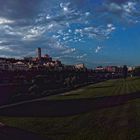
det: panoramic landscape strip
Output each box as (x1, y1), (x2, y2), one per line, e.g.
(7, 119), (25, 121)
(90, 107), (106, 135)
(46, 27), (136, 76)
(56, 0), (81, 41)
(1, 0), (140, 139)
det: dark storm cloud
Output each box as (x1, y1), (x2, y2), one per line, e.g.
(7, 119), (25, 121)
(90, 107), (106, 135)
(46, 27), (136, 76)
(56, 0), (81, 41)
(95, 0), (140, 25)
(0, 0), (42, 19)
(108, 0), (128, 4)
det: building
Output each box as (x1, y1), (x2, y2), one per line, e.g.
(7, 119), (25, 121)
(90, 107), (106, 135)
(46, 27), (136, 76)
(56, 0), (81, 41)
(95, 66), (104, 72)
(37, 47), (41, 60)
(0, 61), (28, 71)
(75, 63), (85, 69)
(105, 66), (117, 73)
(13, 61), (28, 71)
(104, 66), (123, 73)
(0, 63), (11, 70)
(128, 66), (134, 72)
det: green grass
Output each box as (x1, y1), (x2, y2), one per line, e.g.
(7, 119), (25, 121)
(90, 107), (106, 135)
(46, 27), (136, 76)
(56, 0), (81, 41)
(48, 77), (140, 100)
(0, 77), (140, 140)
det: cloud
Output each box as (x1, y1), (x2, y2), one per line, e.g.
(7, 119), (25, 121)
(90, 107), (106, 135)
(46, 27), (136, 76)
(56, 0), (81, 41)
(0, 0), (140, 66)
(95, 46), (103, 53)
(60, 2), (71, 12)
(72, 23), (116, 41)
(0, 17), (14, 24)
(99, 0), (140, 24)
(0, 46), (13, 52)
(0, 0), (41, 19)
(76, 53), (87, 59)
(0, 0), (121, 62)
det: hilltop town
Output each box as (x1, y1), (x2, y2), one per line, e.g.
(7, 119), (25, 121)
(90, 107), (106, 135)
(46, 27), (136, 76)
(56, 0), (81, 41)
(0, 48), (86, 71)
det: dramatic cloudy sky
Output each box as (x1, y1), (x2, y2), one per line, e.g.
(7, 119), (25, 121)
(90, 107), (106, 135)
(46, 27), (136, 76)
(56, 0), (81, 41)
(0, 0), (140, 67)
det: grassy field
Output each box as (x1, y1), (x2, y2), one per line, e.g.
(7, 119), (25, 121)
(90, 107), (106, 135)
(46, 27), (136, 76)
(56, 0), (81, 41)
(0, 77), (140, 140)
(48, 77), (140, 100)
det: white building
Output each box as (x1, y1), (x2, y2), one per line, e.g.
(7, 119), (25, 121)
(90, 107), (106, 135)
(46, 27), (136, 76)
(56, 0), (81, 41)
(0, 61), (29, 71)
(75, 63), (85, 69)
(13, 61), (29, 70)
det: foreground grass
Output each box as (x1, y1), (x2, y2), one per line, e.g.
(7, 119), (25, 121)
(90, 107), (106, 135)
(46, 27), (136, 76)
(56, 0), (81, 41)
(0, 77), (140, 140)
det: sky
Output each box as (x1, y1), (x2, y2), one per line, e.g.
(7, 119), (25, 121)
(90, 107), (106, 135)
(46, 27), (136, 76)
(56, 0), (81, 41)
(0, 0), (140, 68)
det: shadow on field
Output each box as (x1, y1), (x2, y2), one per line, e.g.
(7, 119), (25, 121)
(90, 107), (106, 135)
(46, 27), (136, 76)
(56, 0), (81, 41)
(0, 91), (140, 117)
(0, 125), (46, 140)
(93, 85), (114, 89)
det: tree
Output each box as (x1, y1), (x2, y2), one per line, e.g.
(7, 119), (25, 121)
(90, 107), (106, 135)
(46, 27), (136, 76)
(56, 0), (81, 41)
(123, 65), (128, 79)
(134, 67), (140, 76)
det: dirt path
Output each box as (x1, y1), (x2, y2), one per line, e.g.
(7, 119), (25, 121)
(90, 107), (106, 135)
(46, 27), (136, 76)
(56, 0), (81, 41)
(0, 91), (140, 117)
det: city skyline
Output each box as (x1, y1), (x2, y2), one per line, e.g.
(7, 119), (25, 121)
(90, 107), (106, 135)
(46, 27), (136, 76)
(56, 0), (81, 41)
(0, 0), (140, 68)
